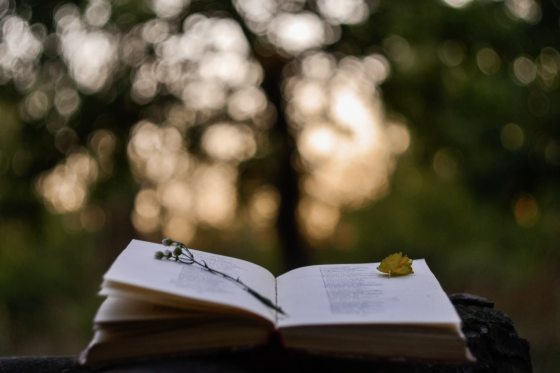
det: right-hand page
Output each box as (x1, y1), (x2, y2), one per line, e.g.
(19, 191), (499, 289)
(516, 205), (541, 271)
(276, 259), (460, 328)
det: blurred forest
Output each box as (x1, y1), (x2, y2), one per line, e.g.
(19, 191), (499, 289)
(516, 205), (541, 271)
(0, 0), (559, 370)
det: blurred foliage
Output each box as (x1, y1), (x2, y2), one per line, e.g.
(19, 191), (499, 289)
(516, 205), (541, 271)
(0, 0), (559, 371)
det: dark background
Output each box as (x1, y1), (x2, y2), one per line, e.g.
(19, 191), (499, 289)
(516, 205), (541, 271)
(0, 0), (558, 371)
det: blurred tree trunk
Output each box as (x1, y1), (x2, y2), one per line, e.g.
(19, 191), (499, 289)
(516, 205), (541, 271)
(223, 2), (309, 270)
(258, 54), (310, 270)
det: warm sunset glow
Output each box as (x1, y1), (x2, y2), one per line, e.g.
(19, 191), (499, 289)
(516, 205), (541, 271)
(267, 12), (326, 55)
(0, 14), (42, 91)
(201, 123), (257, 163)
(158, 179), (193, 214)
(128, 121), (241, 236)
(163, 215), (195, 243)
(298, 124), (338, 163)
(288, 52), (409, 239)
(191, 163), (237, 228)
(89, 129), (117, 177)
(56, 4), (118, 93)
(128, 121), (187, 183)
(27, 0), (407, 242)
(234, 0), (371, 56)
(227, 86), (268, 121)
(291, 80), (327, 116)
(120, 11), (270, 239)
(248, 185), (280, 229)
(317, 0), (368, 25)
(36, 150), (98, 213)
(298, 197), (340, 241)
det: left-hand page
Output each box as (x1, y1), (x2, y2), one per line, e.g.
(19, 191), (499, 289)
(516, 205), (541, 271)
(100, 239), (277, 323)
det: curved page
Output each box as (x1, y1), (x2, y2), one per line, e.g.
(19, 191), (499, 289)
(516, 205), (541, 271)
(101, 240), (277, 322)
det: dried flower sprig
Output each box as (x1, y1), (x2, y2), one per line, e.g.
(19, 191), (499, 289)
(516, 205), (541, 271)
(155, 238), (286, 315)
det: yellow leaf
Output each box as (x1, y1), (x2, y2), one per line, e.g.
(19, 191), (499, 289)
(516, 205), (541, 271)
(377, 252), (414, 277)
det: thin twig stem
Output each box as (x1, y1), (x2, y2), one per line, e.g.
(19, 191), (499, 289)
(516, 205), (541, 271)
(157, 239), (286, 315)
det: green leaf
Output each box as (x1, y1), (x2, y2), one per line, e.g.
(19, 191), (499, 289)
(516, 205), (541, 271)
(377, 252), (414, 277)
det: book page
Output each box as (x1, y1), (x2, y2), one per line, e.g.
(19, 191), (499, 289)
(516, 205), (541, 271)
(94, 297), (197, 323)
(101, 240), (277, 322)
(276, 260), (461, 328)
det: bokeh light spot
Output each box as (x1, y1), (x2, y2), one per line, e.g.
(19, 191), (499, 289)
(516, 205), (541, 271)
(36, 150), (98, 213)
(201, 123), (257, 163)
(298, 198), (340, 241)
(85, 0), (111, 27)
(150, 0), (190, 19)
(433, 148), (458, 180)
(505, 0), (541, 24)
(267, 12), (326, 55)
(513, 56), (537, 85)
(441, 0), (473, 9)
(477, 47), (501, 75)
(317, 0), (369, 25)
(513, 194), (539, 227)
(501, 123), (524, 150)
(249, 185), (280, 229)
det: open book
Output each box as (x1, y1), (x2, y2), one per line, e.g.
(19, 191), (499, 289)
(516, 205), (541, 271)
(80, 239), (474, 364)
